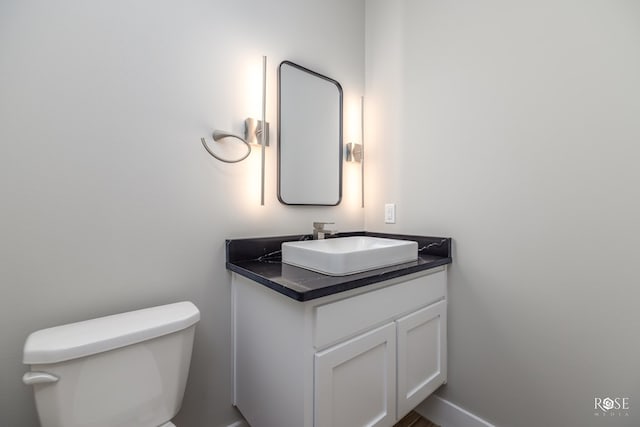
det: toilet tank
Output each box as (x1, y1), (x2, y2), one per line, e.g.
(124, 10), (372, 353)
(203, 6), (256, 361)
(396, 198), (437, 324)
(23, 301), (200, 427)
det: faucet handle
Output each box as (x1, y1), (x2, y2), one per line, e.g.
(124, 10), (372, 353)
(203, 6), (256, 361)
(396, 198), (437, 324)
(313, 221), (335, 230)
(312, 222), (336, 240)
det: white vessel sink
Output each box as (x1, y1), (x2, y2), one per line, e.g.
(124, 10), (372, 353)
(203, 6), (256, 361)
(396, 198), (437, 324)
(282, 236), (418, 276)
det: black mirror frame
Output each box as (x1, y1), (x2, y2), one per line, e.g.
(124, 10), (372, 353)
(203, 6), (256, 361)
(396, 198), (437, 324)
(277, 60), (343, 206)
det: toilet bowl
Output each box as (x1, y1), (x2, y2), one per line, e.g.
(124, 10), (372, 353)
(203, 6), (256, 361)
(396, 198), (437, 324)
(23, 301), (200, 427)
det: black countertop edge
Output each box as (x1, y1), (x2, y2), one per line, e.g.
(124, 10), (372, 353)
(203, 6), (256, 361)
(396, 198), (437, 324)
(225, 232), (452, 302)
(226, 257), (452, 301)
(226, 262), (312, 301)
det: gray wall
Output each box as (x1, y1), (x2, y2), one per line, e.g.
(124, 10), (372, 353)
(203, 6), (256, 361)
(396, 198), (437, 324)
(0, 1), (364, 426)
(365, 0), (640, 426)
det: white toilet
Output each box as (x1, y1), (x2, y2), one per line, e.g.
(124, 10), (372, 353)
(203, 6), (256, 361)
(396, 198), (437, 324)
(22, 301), (200, 427)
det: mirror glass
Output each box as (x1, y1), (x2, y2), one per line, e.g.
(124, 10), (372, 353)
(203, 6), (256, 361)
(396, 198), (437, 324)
(278, 61), (343, 205)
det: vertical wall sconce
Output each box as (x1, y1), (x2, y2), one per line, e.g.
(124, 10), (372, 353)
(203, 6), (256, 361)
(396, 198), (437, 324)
(245, 118), (269, 146)
(260, 56), (267, 206)
(360, 96), (364, 207)
(200, 56), (269, 205)
(345, 96), (365, 207)
(346, 143), (362, 162)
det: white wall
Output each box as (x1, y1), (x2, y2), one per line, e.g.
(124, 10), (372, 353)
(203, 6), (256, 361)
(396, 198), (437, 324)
(366, 1), (640, 426)
(0, 1), (364, 426)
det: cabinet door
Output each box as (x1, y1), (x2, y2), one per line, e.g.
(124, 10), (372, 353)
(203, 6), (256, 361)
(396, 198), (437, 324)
(315, 322), (396, 427)
(396, 300), (447, 418)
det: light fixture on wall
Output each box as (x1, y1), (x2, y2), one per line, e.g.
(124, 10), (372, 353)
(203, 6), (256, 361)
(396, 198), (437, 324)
(244, 118), (269, 146)
(200, 56), (268, 205)
(345, 142), (362, 162)
(345, 96), (365, 207)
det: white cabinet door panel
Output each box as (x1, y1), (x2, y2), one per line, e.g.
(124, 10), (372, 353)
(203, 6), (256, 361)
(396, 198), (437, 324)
(315, 322), (396, 427)
(396, 300), (447, 418)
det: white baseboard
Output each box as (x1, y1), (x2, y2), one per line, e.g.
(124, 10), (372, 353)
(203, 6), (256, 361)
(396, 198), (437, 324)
(225, 420), (249, 427)
(415, 394), (495, 427)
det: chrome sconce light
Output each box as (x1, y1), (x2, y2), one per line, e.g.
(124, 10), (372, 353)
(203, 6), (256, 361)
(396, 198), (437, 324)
(201, 56), (269, 205)
(346, 96), (366, 207)
(244, 118), (269, 146)
(345, 142), (362, 162)
(346, 139), (364, 209)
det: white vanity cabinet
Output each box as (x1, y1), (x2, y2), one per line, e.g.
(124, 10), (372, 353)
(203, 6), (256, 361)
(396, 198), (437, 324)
(231, 267), (447, 427)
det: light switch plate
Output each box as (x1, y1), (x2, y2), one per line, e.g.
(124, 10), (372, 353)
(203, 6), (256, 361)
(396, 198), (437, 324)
(384, 203), (396, 224)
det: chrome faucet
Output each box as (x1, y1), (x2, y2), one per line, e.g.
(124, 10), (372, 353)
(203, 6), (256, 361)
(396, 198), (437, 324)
(312, 222), (336, 240)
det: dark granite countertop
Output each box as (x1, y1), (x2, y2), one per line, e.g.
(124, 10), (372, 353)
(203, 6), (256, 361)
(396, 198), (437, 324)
(226, 231), (452, 301)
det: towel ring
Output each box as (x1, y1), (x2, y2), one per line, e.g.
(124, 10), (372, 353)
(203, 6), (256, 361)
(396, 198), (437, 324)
(200, 131), (251, 163)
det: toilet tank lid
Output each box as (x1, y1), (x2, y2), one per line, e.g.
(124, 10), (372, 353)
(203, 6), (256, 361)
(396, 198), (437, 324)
(23, 301), (200, 365)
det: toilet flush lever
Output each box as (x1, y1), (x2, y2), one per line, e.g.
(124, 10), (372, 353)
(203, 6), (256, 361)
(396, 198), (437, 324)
(23, 371), (59, 385)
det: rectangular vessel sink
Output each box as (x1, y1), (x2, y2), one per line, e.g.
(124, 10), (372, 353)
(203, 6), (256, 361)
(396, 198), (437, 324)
(282, 236), (418, 276)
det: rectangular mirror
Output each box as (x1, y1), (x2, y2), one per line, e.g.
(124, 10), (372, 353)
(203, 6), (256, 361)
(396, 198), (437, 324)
(278, 61), (343, 205)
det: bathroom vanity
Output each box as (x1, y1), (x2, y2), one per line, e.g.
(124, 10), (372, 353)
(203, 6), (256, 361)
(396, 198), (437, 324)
(226, 232), (452, 427)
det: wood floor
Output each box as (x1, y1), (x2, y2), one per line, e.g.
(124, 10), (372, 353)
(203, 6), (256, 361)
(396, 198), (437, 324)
(393, 410), (440, 427)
